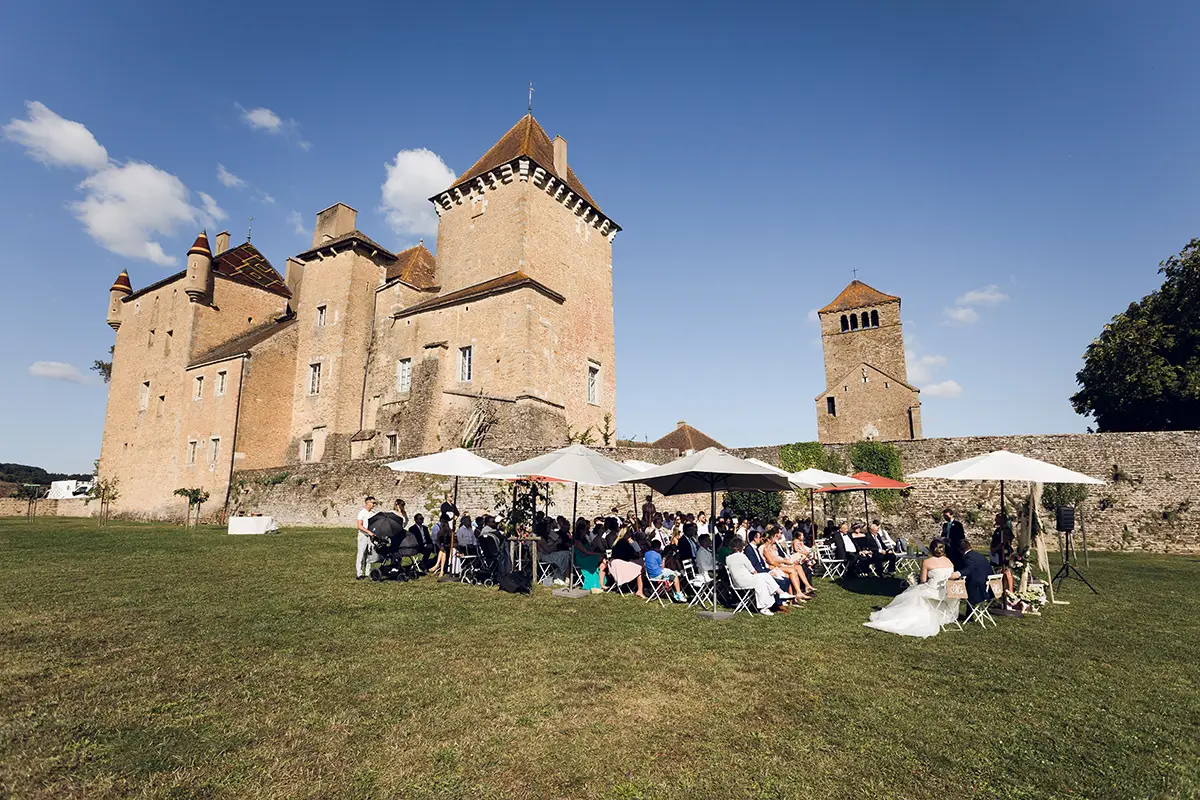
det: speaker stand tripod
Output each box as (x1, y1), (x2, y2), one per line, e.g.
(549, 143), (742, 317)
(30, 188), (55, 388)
(1053, 532), (1097, 594)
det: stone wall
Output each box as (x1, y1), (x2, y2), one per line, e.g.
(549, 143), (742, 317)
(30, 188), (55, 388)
(231, 431), (1200, 554)
(0, 498), (95, 518)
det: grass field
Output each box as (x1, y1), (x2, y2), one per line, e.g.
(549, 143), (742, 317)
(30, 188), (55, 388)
(2, 518), (1198, 799)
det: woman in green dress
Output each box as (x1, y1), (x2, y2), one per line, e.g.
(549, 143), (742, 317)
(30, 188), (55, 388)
(573, 517), (606, 592)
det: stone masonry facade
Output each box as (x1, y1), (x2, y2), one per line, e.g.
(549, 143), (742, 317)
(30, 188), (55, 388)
(97, 114), (619, 519)
(229, 431), (1200, 555)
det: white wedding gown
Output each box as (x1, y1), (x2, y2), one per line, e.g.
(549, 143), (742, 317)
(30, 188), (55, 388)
(863, 566), (959, 638)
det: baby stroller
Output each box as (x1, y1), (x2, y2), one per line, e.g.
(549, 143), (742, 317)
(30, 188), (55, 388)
(367, 512), (426, 581)
(461, 529), (504, 586)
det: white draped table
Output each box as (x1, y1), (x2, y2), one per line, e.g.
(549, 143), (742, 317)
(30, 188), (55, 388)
(227, 516), (278, 535)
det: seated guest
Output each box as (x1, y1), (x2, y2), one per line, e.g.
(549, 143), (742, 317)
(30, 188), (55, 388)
(745, 529), (802, 604)
(694, 533), (717, 583)
(867, 520), (898, 575)
(408, 514), (435, 570)
(726, 545), (792, 615)
(823, 519), (838, 543)
(717, 532), (739, 564)
(538, 523), (572, 586)
(780, 517), (796, 544)
(790, 533), (818, 584)
(644, 540), (686, 602)
(603, 516), (621, 549)
(763, 524), (816, 597)
(533, 510), (549, 539)
(573, 517), (606, 593)
(677, 522), (699, 562)
(455, 514), (476, 549)
(957, 537), (992, 611)
(609, 528), (645, 597)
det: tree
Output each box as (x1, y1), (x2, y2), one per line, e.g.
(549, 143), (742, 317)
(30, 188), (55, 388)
(91, 345), (114, 384)
(1071, 238), (1200, 431)
(87, 476), (120, 527)
(174, 487), (210, 528)
(849, 440), (904, 514)
(723, 491), (783, 522)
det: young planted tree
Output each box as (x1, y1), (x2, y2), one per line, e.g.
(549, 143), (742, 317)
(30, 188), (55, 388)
(87, 477), (121, 527)
(174, 488), (211, 528)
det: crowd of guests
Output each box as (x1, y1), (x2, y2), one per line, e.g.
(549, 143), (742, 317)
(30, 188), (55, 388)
(354, 493), (1025, 617)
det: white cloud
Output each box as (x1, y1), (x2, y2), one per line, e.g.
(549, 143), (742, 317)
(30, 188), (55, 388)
(241, 106), (282, 133)
(906, 352), (948, 384)
(923, 380), (963, 398)
(288, 210), (308, 236)
(943, 306), (980, 325)
(380, 148), (456, 240)
(73, 161), (200, 266)
(955, 284), (1009, 306)
(216, 163), (245, 188)
(3, 101), (109, 171)
(261, 193), (276, 205)
(29, 361), (89, 384)
(197, 191), (226, 223)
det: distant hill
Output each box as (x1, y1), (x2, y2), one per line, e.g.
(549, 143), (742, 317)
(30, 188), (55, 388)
(0, 463), (92, 486)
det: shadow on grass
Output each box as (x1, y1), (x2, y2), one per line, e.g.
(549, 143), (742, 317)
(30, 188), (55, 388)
(835, 575), (909, 597)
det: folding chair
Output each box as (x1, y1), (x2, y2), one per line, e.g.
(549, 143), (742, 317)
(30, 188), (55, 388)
(964, 575), (1003, 628)
(536, 560), (558, 585)
(728, 584), (756, 615)
(682, 560), (716, 609)
(645, 573), (677, 607)
(815, 542), (845, 580)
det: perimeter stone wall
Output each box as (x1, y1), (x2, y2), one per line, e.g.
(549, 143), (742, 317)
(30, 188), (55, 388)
(230, 431), (1200, 554)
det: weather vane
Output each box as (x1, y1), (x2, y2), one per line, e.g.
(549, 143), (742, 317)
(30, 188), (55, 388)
(528, 82), (534, 114)
(247, 216), (254, 243)
(852, 267), (858, 280)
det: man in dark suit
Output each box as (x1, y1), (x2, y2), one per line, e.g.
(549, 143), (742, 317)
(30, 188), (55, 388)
(409, 513), (434, 569)
(832, 522), (871, 578)
(677, 522), (699, 562)
(866, 520), (898, 576)
(957, 537), (992, 609)
(942, 509), (967, 569)
(745, 529), (793, 596)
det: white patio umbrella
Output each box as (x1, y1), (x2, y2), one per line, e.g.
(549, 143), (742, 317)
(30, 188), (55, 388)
(621, 447), (793, 617)
(485, 444), (639, 528)
(623, 460), (660, 517)
(909, 450), (1103, 569)
(788, 467), (868, 528)
(384, 448), (506, 580)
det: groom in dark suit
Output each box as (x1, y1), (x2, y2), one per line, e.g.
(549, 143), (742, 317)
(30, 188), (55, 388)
(956, 537), (992, 609)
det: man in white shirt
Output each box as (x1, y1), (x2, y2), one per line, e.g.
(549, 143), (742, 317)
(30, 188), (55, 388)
(694, 533), (717, 581)
(356, 496), (378, 580)
(726, 548), (791, 615)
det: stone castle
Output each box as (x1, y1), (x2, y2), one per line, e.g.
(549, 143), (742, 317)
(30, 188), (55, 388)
(99, 114), (619, 518)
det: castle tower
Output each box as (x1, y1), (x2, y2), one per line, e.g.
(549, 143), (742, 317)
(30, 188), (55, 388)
(184, 230), (212, 304)
(814, 280), (922, 443)
(107, 269), (132, 330)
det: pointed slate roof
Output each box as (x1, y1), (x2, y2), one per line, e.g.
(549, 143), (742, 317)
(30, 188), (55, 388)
(819, 280), (900, 314)
(385, 242), (437, 289)
(447, 114), (600, 210)
(188, 230), (211, 257)
(650, 421), (725, 452)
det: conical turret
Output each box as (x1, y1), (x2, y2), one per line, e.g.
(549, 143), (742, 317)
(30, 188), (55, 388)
(107, 269), (132, 330)
(185, 230), (212, 303)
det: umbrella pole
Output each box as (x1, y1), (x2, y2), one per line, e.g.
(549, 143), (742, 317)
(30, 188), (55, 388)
(999, 480), (1005, 567)
(863, 490), (869, 522)
(711, 483), (718, 613)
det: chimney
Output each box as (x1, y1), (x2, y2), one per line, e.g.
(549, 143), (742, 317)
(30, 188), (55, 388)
(553, 135), (568, 176)
(285, 257), (305, 300)
(311, 203), (358, 249)
(214, 231), (230, 255)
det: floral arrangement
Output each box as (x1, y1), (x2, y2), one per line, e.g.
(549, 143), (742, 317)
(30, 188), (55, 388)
(1005, 583), (1048, 613)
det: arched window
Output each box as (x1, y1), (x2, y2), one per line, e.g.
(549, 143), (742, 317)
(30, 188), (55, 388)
(840, 315), (849, 332)
(871, 309), (879, 327)
(849, 314), (858, 330)
(861, 312), (870, 329)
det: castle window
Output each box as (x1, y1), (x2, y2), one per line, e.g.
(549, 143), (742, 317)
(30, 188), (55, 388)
(209, 437), (221, 465)
(862, 368), (869, 383)
(587, 362), (600, 405)
(165, 330), (173, 355)
(157, 395), (165, 416)
(458, 346), (473, 382)
(849, 315), (858, 331)
(301, 439), (314, 462)
(186, 440), (197, 466)
(216, 371), (227, 396)
(148, 329), (155, 347)
(396, 358), (412, 393)
(386, 433), (398, 455)
(870, 310), (879, 327)
(840, 315), (849, 332)
(316, 305), (327, 328)
(471, 195), (486, 218)
(194, 375), (204, 399)
(309, 363), (322, 395)
(861, 312), (870, 329)
(139, 381), (150, 412)
(826, 397), (836, 416)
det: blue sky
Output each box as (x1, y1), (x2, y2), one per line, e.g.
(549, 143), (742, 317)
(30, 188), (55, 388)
(2, 1), (1198, 472)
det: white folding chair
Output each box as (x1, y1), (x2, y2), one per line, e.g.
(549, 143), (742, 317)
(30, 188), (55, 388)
(964, 575), (1003, 628)
(683, 560), (716, 609)
(816, 542), (845, 580)
(728, 584), (756, 615)
(645, 573), (676, 607)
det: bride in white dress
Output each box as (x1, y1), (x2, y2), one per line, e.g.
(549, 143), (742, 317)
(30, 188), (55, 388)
(864, 540), (960, 638)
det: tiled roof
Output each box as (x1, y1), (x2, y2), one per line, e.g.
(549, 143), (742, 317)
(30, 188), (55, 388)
(187, 318), (296, 369)
(651, 422), (724, 451)
(393, 271), (564, 319)
(295, 230), (397, 262)
(213, 243), (290, 298)
(447, 114), (600, 211)
(385, 243), (437, 289)
(188, 230), (211, 256)
(819, 280), (900, 314)
(110, 270), (132, 294)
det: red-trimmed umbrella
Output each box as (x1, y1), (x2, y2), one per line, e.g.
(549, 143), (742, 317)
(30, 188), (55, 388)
(815, 471), (912, 521)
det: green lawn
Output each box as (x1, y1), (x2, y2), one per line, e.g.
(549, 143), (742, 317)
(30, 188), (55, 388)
(1, 519), (1197, 800)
